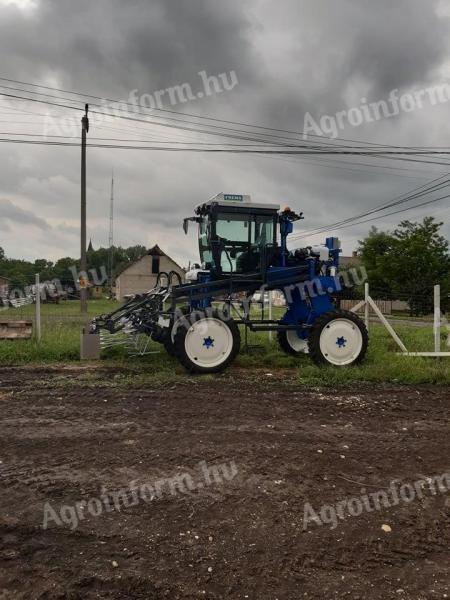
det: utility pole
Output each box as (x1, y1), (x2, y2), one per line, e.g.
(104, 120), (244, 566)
(80, 104), (89, 314)
(108, 169), (114, 297)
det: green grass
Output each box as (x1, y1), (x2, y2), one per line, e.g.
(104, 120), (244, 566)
(0, 298), (117, 321)
(236, 325), (450, 385)
(0, 300), (449, 385)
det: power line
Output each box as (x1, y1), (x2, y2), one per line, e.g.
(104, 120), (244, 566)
(1, 133), (450, 162)
(288, 193), (450, 245)
(2, 76), (449, 153)
(2, 86), (450, 164)
(319, 193), (450, 232)
(289, 174), (450, 241)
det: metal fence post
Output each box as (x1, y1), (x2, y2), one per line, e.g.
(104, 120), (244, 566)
(434, 284), (440, 353)
(268, 290), (273, 341)
(364, 282), (369, 332)
(35, 273), (41, 342)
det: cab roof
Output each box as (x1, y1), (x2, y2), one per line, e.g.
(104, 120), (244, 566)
(196, 193), (280, 213)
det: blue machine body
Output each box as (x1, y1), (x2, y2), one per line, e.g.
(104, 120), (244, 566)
(184, 202), (342, 341)
(90, 196), (353, 358)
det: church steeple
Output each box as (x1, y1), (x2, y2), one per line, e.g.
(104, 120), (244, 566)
(87, 239), (94, 252)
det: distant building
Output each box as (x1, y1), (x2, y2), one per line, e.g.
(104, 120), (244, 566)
(340, 250), (361, 268)
(0, 275), (10, 298)
(115, 245), (185, 301)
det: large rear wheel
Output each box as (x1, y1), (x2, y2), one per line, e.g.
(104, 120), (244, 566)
(308, 310), (368, 366)
(173, 310), (241, 374)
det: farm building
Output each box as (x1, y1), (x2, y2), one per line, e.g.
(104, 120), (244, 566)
(340, 251), (361, 268)
(115, 245), (185, 301)
(0, 275), (10, 298)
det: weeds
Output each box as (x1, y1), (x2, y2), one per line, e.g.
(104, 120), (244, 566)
(0, 299), (449, 385)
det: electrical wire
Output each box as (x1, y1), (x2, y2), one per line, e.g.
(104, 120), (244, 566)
(289, 173), (450, 241)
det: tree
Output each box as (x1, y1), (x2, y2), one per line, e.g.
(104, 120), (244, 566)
(358, 227), (395, 298)
(359, 218), (450, 315)
(387, 217), (450, 315)
(0, 244), (152, 293)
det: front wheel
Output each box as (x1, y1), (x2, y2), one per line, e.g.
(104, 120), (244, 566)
(173, 310), (241, 374)
(308, 310), (368, 366)
(162, 306), (191, 356)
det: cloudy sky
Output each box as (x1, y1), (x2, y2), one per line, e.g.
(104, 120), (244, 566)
(0, 0), (449, 267)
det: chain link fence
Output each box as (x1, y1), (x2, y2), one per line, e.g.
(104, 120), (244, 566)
(0, 275), (116, 341)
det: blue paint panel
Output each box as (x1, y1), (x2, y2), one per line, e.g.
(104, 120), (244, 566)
(280, 275), (338, 340)
(190, 272), (212, 310)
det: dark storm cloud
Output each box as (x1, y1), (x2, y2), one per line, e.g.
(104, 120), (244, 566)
(0, 197), (50, 230)
(0, 0), (257, 96)
(345, 0), (449, 97)
(246, 0), (450, 128)
(0, 0), (449, 262)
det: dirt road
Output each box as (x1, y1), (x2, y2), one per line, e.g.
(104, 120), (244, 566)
(0, 367), (449, 599)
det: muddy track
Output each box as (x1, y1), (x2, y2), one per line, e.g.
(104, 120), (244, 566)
(0, 367), (449, 599)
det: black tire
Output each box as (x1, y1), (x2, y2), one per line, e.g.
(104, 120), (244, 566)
(173, 309), (241, 374)
(162, 306), (191, 356)
(163, 334), (176, 356)
(308, 310), (368, 367)
(277, 330), (308, 356)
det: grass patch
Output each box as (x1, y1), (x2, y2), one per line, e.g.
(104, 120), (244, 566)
(238, 324), (450, 385)
(0, 301), (449, 385)
(0, 298), (117, 321)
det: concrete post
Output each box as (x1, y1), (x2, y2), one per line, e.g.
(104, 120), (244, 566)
(268, 290), (273, 341)
(434, 284), (440, 353)
(35, 273), (41, 342)
(364, 282), (369, 332)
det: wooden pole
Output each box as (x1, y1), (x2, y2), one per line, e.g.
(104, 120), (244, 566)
(80, 104), (89, 314)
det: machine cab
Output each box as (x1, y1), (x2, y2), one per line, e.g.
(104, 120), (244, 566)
(184, 193), (280, 277)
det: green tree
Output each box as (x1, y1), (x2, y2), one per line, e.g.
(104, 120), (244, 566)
(387, 217), (450, 315)
(0, 244), (151, 291)
(358, 227), (395, 298)
(359, 218), (450, 315)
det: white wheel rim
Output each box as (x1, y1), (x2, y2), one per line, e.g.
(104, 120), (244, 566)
(286, 330), (308, 353)
(319, 318), (363, 366)
(185, 318), (234, 368)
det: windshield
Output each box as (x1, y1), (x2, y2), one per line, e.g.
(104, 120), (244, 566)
(216, 212), (275, 273)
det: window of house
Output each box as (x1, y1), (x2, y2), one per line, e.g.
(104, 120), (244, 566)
(152, 256), (160, 274)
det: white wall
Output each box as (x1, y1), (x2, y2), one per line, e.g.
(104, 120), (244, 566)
(116, 255), (184, 300)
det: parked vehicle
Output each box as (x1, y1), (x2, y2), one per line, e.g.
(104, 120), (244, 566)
(91, 193), (368, 373)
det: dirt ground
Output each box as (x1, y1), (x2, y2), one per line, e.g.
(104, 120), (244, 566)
(0, 366), (449, 600)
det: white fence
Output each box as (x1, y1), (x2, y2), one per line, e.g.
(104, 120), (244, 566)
(351, 283), (450, 357)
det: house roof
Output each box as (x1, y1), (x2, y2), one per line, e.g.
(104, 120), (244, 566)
(116, 246), (185, 279)
(340, 255), (361, 267)
(147, 244), (165, 256)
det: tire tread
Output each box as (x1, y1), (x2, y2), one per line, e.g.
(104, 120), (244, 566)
(173, 309), (241, 374)
(308, 309), (368, 366)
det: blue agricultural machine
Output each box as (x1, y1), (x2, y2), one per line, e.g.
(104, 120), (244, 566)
(90, 193), (368, 373)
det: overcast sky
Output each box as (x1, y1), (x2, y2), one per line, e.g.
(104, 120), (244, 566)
(0, 0), (449, 266)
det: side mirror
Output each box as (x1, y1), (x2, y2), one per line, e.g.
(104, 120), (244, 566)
(183, 219), (189, 234)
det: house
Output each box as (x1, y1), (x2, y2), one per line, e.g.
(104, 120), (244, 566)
(115, 245), (185, 301)
(340, 251), (361, 268)
(0, 275), (10, 299)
